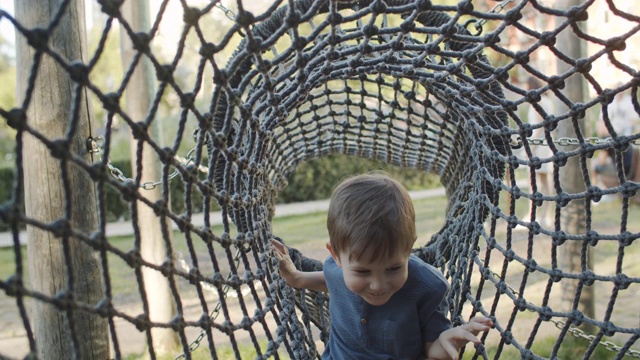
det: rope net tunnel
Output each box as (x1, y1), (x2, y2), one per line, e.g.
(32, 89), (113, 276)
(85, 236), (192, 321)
(0, 0), (639, 359)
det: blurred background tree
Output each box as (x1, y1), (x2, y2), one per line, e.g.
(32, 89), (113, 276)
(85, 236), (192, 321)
(0, 31), (16, 167)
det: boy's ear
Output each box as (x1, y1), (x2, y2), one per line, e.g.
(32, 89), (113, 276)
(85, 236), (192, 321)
(326, 242), (342, 267)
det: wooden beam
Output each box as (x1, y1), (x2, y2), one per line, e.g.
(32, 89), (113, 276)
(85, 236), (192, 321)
(15, 0), (109, 358)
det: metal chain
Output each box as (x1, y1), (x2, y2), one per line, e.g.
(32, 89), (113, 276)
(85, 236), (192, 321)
(489, 271), (640, 358)
(509, 136), (640, 149)
(92, 1), (634, 356)
(87, 127), (245, 359)
(465, 0), (517, 36)
(214, 1), (237, 22)
(174, 247), (249, 359)
(87, 135), (207, 190)
(552, 321), (640, 358)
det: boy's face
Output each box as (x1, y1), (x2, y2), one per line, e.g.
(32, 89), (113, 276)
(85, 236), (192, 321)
(329, 245), (410, 306)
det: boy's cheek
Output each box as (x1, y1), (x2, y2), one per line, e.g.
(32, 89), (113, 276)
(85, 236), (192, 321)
(342, 274), (363, 292)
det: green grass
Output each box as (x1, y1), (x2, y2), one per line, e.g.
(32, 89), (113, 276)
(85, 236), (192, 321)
(464, 335), (621, 360)
(0, 243), (25, 279)
(123, 340), (286, 360)
(270, 211), (329, 246)
(1, 192), (639, 359)
(3, 194), (636, 292)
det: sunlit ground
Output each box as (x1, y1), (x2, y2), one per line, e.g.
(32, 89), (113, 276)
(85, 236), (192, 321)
(1, 187), (639, 359)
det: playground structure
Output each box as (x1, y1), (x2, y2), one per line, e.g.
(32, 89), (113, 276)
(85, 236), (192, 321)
(0, 0), (639, 359)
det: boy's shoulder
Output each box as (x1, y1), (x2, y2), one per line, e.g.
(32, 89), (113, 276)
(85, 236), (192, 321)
(407, 254), (449, 290)
(323, 256), (341, 279)
(324, 255), (337, 268)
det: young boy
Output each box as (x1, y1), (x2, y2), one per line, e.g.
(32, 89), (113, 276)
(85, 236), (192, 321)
(272, 172), (492, 360)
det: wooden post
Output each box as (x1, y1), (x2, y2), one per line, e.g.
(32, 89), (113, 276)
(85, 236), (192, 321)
(15, 0), (109, 358)
(119, 0), (180, 354)
(553, 0), (595, 323)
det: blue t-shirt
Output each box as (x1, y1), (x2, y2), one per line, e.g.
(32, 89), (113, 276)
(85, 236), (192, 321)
(322, 254), (451, 360)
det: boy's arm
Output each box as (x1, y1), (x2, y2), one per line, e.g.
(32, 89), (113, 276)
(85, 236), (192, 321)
(424, 317), (493, 360)
(271, 239), (328, 293)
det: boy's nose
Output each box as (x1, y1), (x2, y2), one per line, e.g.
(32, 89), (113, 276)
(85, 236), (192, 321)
(369, 277), (384, 291)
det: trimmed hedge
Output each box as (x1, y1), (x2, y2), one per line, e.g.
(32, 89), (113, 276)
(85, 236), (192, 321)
(0, 165), (14, 208)
(0, 155), (439, 230)
(100, 160), (208, 222)
(0, 166), (19, 232)
(278, 154), (440, 203)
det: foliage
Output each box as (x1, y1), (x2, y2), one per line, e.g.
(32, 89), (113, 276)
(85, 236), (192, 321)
(0, 2), (441, 228)
(122, 339), (283, 360)
(278, 153), (440, 203)
(96, 159), (209, 222)
(87, 20), (124, 125)
(0, 166), (15, 206)
(0, 165), (20, 232)
(0, 31), (17, 167)
(100, 154), (439, 221)
(0, 154), (439, 231)
(468, 334), (621, 360)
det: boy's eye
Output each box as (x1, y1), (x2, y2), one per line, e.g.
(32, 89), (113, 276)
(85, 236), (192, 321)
(387, 266), (402, 272)
(354, 269), (370, 275)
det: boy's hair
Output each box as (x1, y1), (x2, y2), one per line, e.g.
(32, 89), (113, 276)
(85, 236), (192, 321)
(327, 171), (416, 263)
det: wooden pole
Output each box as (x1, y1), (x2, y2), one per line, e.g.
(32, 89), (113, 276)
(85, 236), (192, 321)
(15, 0), (109, 358)
(119, 0), (180, 354)
(553, 0), (595, 323)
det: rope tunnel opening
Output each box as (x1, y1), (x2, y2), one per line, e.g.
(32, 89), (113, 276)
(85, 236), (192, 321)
(1, 0), (639, 359)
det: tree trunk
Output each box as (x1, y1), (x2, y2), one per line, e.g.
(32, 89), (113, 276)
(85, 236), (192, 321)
(119, 0), (180, 354)
(553, 0), (595, 325)
(15, 0), (109, 358)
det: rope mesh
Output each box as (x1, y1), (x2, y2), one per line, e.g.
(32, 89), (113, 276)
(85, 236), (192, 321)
(0, 0), (639, 359)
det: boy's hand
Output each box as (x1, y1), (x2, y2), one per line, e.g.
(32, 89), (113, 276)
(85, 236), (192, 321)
(271, 239), (299, 285)
(271, 239), (328, 292)
(427, 317), (493, 360)
(464, 316), (493, 336)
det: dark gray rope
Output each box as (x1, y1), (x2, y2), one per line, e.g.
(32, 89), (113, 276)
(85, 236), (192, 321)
(1, 0), (639, 359)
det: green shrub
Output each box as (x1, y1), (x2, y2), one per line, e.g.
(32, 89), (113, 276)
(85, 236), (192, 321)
(98, 160), (209, 222)
(0, 154), (440, 229)
(150, 153), (439, 214)
(277, 154), (440, 203)
(471, 333), (621, 360)
(0, 166), (14, 204)
(0, 166), (18, 232)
